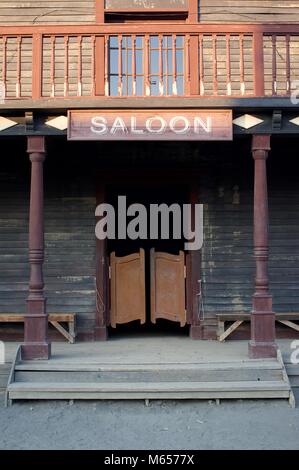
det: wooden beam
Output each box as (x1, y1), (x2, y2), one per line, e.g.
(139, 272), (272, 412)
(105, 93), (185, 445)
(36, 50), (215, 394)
(1, 24), (299, 35)
(1, 97), (299, 112)
(218, 321), (244, 342)
(188, 0), (198, 23)
(96, 0), (105, 23)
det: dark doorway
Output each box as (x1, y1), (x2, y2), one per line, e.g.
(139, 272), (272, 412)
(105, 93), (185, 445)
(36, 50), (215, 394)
(106, 184), (189, 336)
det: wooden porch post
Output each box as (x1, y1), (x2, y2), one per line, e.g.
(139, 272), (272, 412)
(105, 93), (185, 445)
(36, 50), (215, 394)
(21, 136), (51, 360)
(188, 183), (203, 339)
(95, 184), (109, 341)
(249, 135), (277, 359)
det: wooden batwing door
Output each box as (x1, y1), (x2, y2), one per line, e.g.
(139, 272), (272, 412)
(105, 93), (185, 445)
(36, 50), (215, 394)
(150, 249), (186, 327)
(110, 249), (146, 328)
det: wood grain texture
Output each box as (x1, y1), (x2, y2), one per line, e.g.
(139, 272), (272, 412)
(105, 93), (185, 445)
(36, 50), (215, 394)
(0, 139), (299, 340)
(151, 249), (186, 326)
(200, 1), (299, 23)
(110, 249), (146, 327)
(0, 141), (97, 337)
(105, 0), (188, 8)
(0, 1), (95, 24)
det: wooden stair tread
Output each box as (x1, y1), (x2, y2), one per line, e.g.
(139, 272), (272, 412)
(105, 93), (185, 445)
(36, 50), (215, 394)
(8, 380), (290, 392)
(15, 361), (281, 372)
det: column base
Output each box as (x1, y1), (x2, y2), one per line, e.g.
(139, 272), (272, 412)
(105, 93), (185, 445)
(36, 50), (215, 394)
(189, 325), (203, 340)
(248, 341), (278, 359)
(94, 326), (108, 341)
(21, 342), (51, 361)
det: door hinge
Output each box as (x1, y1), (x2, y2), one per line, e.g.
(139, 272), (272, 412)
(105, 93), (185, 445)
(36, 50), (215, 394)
(184, 266), (187, 279)
(109, 266), (111, 279)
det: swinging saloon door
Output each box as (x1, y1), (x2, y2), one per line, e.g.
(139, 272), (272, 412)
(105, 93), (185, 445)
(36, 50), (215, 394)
(110, 249), (146, 328)
(150, 249), (186, 327)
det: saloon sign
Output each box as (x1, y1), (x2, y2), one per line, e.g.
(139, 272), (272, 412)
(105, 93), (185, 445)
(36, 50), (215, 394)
(67, 110), (233, 141)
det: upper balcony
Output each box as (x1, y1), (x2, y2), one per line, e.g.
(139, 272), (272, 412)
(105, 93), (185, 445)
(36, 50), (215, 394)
(0, 23), (299, 109)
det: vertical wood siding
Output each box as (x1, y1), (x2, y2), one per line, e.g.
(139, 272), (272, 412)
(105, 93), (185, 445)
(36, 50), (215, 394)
(0, 1), (95, 24)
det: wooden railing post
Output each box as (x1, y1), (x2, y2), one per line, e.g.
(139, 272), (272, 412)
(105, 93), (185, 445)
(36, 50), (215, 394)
(95, 36), (106, 96)
(32, 33), (42, 100)
(96, 0), (105, 23)
(253, 32), (265, 97)
(188, 0), (199, 23)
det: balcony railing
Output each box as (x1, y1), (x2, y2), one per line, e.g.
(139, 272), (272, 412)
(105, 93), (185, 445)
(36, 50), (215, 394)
(0, 24), (299, 101)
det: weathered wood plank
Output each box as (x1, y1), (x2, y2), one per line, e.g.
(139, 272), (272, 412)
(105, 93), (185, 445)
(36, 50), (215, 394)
(200, 1), (299, 23)
(0, 1), (95, 24)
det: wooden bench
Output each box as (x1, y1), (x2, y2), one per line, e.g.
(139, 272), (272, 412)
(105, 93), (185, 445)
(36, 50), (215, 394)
(217, 313), (299, 342)
(0, 314), (76, 344)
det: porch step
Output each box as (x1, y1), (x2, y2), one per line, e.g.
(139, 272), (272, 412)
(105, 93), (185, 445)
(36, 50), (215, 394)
(6, 357), (294, 403)
(14, 361), (284, 383)
(7, 380), (291, 401)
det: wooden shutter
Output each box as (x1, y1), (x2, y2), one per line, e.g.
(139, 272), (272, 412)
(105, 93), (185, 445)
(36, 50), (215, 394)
(110, 249), (146, 328)
(150, 248), (186, 326)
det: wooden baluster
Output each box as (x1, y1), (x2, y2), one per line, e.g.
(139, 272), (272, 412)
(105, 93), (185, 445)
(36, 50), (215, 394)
(226, 34), (231, 96)
(118, 35), (122, 96)
(164, 36), (169, 95)
(240, 33), (245, 95)
(64, 35), (69, 97)
(286, 34), (291, 95)
(212, 34), (218, 95)
(159, 34), (163, 96)
(124, 36), (128, 96)
(199, 33), (204, 95)
(2, 36), (6, 99)
(77, 35), (82, 96)
(172, 34), (177, 96)
(91, 35), (96, 97)
(16, 36), (22, 98)
(144, 34), (150, 97)
(272, 34), (277, 95)
(185, 34), (191, 96)
(132, 34), (136, 96)
(50, 36), (55, 98)
(104, 35), (109, 96)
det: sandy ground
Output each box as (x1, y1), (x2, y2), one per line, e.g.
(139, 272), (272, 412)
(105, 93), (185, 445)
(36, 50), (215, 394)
(0, 391), (299, 450)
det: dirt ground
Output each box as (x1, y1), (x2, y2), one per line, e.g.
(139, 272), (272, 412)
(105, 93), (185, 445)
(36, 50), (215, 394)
(0, 391), (299, 450)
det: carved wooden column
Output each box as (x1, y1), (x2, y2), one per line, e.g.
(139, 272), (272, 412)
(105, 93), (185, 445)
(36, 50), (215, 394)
(21, 136), (51, 360)
(249, 135), (277, 359)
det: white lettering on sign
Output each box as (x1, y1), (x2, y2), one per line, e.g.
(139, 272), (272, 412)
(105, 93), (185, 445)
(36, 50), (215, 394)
(91, 115), (212, 136)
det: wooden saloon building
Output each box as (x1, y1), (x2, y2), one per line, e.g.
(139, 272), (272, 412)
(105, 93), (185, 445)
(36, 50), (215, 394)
(1, 1), (299, 402)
